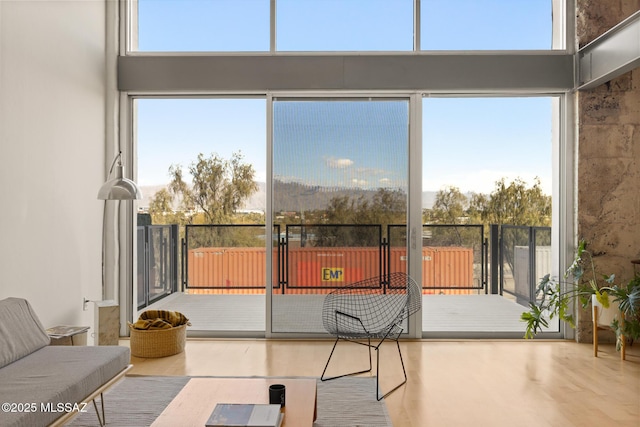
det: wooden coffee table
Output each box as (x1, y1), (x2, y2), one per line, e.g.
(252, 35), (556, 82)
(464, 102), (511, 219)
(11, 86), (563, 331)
(151, 378), (317, 427)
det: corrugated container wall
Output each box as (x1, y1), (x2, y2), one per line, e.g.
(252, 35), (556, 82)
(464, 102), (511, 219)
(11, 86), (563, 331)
(187, 247), (474, 294)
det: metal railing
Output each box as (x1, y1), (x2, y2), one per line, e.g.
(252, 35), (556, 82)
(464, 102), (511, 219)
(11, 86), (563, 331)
(180, 223), (484, 294)
(419, 224), (485, 292)
(135, 223), (548, 303)
(282, 224), (383, 293)
(136, 224), (178, 309)
(183, 224), (279, 291)
(500, 225), (552, 304)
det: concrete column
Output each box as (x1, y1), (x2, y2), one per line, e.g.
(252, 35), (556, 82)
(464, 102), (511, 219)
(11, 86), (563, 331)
(576, 0), (640, 342)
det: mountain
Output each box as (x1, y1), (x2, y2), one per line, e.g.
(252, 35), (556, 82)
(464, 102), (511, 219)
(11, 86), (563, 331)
(139, 182), (438, 212)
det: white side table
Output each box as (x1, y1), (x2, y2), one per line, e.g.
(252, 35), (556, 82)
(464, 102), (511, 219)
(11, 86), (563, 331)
(46, 325), (90, 346)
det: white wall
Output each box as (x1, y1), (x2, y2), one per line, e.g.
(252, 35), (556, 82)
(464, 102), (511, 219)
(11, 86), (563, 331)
(0, 1), (108, 339)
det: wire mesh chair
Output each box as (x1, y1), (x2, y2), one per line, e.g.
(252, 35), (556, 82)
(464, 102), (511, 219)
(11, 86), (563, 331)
(320, 271), (422, 400)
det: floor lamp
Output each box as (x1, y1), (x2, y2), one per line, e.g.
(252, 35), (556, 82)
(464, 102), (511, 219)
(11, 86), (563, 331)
(96, 151), (142, 345)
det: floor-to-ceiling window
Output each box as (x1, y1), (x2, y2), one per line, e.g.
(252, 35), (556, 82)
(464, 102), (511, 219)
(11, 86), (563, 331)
(124, 0), (571, 338)
(422, 96), (558, 337)
(135, 98), (268, 335)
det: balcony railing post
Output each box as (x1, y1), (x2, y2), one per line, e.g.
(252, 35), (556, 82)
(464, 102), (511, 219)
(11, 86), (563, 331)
(381, 236), (389, 294)
(280, 235), (287, 294)
(170, 224), (179, 293)
(528, 227), (536, 303)
(483, 236), (489, 294)
(181, 237), (187, 289)
(143, 226), (149, 307)
(490, 224), (500, 295)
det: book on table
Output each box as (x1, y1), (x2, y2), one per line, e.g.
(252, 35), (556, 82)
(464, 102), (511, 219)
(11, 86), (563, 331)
(205, 403), (283, 427)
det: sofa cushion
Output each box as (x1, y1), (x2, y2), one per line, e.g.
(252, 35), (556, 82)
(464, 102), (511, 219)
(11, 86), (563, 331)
(0, 345), (130, 427)
(0, 298), (50, 369)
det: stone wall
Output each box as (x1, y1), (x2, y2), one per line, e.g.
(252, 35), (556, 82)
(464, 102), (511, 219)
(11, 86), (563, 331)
(576, 0), (640, 342)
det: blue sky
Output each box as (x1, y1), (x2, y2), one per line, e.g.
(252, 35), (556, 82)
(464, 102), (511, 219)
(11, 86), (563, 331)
(273, 100), (409, 190)
(138, 0), (551, 51)
(137, 98), (267, 184)
(423, 97), (552, 194)
(137, 1), (553, 196)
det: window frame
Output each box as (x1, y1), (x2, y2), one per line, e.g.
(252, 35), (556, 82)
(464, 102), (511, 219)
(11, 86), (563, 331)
(118, 0), (575, 339)
(125, 0), (567, 54)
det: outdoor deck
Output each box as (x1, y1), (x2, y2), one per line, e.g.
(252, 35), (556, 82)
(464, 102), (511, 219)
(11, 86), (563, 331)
(143, 293), (550, 338)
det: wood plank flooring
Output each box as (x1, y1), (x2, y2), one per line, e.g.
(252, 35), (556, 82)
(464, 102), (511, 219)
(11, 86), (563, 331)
(125, 339), (640, 427)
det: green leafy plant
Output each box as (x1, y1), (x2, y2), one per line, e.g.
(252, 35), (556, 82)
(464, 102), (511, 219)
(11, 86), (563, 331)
(607, 274), (640, 350)
(521, 240), (640, 351)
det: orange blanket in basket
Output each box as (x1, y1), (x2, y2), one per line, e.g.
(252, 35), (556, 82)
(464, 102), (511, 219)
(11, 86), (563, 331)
(131, 310), (191, 330)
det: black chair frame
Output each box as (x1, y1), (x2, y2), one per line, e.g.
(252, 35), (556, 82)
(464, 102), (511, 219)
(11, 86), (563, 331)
(320, 272), (421, 401)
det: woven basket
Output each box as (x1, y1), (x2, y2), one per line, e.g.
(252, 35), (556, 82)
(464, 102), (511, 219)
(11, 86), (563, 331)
(129, 323), (187, 358)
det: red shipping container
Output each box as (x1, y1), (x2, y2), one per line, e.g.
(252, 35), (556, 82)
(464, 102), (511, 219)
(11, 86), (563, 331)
(188, 246), (474, 292)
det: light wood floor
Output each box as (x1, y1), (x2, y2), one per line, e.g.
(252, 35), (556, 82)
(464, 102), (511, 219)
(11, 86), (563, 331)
(125, 339), (640, 427)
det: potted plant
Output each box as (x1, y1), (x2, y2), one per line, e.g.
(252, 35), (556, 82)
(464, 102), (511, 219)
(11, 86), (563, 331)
(521, 240), (640, 355)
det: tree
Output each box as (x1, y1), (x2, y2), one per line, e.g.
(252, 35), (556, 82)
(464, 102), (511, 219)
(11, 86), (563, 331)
(430, 178), (551, 228)
(477, 177), (551, 227)
(431, 186), (468, 224)
(148, 188), (191, 225)
(366, 188), (407, 226)
(313, 188), (406, 246)
(165, 151), (258, 225)
(428, 178), (551, 254)
(148, 152), (259, 248)
(322, 188), (405, 226)
(323, 195), (359, 224)
(473, 177), (551, 281)
(426, 186), (478, 247)
(149, 188), (173, 215)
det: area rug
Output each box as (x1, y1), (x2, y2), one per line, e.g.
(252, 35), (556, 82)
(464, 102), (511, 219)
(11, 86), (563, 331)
(68, 375), (392, 427)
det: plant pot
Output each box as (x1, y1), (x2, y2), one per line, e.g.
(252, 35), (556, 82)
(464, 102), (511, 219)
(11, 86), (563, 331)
(591, 294), (620, 328)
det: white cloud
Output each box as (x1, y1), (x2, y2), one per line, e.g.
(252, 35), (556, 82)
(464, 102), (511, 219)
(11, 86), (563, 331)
(379, 178), (391, 185)
(325, 157), (354, 169)
(351, 179), (368, 186)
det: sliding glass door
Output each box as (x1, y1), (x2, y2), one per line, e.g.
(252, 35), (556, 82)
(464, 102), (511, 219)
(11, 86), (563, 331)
(132, 95), (560, 339)
(270, 98), (410, 334)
